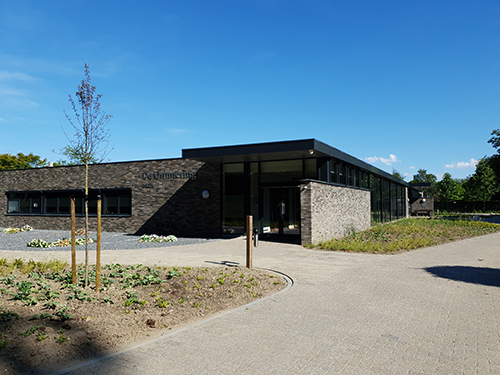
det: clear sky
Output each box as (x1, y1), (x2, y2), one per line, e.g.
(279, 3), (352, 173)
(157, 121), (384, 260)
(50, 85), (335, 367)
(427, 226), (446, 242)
(1, 0), (499, 180)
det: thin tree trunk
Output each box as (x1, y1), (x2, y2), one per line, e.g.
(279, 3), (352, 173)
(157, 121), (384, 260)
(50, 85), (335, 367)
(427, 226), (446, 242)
(84, 162), (89, 287)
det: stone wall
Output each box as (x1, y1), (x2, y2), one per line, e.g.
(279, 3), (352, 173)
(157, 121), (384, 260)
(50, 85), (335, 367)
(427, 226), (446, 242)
(300, 181), (371, 245)
(0, 159), (221, 237)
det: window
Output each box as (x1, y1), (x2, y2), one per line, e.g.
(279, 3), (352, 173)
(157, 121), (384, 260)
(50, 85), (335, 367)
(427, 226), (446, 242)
(329, 159), (346, 185)
(5, 189), (131, 216)
(7, 193), (41, 214)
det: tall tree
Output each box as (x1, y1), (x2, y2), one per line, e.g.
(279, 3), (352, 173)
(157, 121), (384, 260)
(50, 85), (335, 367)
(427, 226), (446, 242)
(483, 154), (500, 200)
(437, 172), (464, 202)
(53, 145), (99, 166)
(464, 159), (498, 210)
(64, 63), (112, 287)
(488, 129), (500, 153)
(410, 169), (439, 199)
(410, 169), (438, 184)
(392, 168), (405, 181)
(0, 153), (47, 170)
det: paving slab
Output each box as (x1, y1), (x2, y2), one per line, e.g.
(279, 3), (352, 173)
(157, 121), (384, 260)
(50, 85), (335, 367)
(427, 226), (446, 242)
(2, 233), (500, 374)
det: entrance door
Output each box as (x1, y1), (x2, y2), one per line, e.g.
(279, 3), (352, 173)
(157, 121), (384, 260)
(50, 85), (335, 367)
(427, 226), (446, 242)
(262, 187), (300, 236)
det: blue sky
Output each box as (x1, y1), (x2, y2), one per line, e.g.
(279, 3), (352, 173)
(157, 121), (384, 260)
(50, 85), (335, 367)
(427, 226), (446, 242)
(0, 0), (499, 180)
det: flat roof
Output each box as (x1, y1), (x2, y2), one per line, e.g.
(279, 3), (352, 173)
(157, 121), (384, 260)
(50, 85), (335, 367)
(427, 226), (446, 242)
(182, 139), (408, 185)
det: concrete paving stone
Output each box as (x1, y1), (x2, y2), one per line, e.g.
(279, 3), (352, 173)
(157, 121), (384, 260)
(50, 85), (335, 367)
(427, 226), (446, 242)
(2, 232), (500, 374)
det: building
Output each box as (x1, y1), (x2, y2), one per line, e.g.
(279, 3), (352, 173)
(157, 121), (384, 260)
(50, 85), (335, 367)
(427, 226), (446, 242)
(0, 139), (409, 245)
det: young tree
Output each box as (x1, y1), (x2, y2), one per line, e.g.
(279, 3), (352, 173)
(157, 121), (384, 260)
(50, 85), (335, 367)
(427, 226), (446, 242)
(464, 159), (498, 210)
(64, 63), (112, 287)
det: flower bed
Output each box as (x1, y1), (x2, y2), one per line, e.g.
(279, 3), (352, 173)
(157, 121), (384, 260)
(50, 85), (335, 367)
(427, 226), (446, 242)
(138, 234), (178, 243)
(4, 225), (33, 234)
(27, 236), (95, 248)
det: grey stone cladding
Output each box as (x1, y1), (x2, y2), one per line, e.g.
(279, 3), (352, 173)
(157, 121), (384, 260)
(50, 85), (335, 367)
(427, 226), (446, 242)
(0, 159), (221, 237)
(300, 181), (370, 245)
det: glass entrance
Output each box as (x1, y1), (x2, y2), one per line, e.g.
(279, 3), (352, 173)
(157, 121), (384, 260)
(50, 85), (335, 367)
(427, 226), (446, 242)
(262, 187), (300, 235)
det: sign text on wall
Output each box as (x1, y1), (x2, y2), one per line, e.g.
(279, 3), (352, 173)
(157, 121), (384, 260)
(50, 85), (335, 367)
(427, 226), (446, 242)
(141, 171), (197, 181)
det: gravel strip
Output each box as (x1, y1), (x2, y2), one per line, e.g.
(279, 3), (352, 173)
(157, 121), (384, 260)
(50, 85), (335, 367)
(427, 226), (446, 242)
(0, 228), (222, 251)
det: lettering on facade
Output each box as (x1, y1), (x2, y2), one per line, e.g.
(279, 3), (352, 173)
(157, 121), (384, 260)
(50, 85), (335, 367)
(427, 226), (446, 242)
(141, 171), (197, 181)
(142, 183), (154, 188)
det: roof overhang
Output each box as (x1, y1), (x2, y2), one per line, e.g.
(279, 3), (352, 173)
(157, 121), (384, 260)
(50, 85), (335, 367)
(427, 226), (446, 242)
(182, 138), (408, 186)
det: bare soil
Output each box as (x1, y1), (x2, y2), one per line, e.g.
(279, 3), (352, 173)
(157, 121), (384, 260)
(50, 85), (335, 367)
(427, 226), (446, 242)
(0, 265), (286, 374)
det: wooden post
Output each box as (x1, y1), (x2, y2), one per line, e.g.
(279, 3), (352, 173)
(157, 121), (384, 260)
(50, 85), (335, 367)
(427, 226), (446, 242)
(246, 215), (253, 269)
(96, 196), (102, 291)
(71, 197), (77, 285)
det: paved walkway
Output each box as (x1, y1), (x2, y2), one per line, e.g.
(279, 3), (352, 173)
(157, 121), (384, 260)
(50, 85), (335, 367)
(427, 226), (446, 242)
(2, 233), (500, 374)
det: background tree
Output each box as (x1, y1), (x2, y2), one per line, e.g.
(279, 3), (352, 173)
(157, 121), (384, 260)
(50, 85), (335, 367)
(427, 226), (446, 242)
(53, 145), (99, 166)
(488, 128), (500, 153)
(463, 159), (498, 210)
(436, 172), (464, 202)
(483, 154), (500, 200)
(410, 169), (439, 199)
(0, 153), (48, 170)
(64, 63), (112, 287)
(392, 168), (405, 181)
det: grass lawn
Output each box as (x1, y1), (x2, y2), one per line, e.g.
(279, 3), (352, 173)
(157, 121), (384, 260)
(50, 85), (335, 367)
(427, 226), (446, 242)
(312, 217), (500, 253)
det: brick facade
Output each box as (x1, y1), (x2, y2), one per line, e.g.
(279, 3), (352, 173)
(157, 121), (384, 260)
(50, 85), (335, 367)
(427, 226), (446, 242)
(0, 159), (221, 237)
(300, 181), (371, 245)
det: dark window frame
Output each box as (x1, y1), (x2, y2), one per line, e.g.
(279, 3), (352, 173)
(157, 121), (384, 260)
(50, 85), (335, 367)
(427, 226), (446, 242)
(5, 189), (132, 217)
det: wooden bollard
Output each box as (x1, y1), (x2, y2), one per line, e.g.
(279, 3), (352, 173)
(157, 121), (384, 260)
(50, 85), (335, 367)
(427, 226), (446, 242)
(246, 215), (253, 269)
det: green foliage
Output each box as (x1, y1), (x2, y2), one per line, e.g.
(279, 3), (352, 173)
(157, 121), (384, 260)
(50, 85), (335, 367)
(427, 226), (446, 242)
(411, 169), (437, 185)
(410, 169), (439, 199)
(0, 152), (48, 170)
(488, 128), (500, 153)
(464, 159), (498, 204)
(56, 330), (69, 344)
(0, 337), (8, 350)
(19, 325), (42, 337)
(156, 297), (169, 308)
(0, 310), (20, 322)
(53, 145), (99, 166)
(318, 218), (500, 253)
(437, 173), (465, 202)
(55, 306), (73, 322)
(392, 169), (405, 181)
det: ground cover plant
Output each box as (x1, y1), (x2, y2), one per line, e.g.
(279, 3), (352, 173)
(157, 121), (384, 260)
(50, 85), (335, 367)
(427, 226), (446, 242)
(0, 259), (285, 374)
(138, 234), (178, 243)
(315, 217), (500, 253)
(3, 225), (32, 234)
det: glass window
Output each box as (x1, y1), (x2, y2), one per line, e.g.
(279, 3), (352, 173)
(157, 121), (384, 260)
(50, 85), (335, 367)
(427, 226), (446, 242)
(58, 196), (70, 213)
(261, 160), (303, 184)
(222, 163), (245, 234)
(318, 158), (328, 182)
(304, 158), (316, 179)
(106, 195), (118, 214)
(6, 189), (131, 216)
(330, 159), (338, 183)
(45, 196), (57, 213)
(119, 193), (131, 215)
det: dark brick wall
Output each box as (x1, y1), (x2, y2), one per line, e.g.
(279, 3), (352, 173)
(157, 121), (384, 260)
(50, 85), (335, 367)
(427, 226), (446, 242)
(0, 159), (221, 237)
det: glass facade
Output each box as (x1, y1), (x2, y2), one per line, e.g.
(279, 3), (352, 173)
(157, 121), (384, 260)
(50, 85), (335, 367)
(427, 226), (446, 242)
(222, 163), (245, 233)
(222, 159), (310, 235)
(221, 155), (408, 236)
(6, 189), (131, 216)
